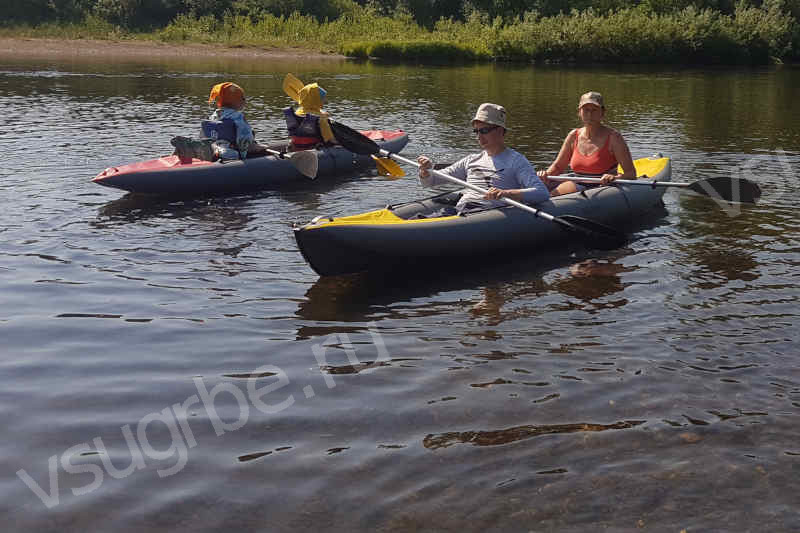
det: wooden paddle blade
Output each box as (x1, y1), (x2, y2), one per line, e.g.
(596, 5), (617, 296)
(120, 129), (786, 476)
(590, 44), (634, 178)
(287, 150), (319, 179)
(555, 215), (627, 250)
(372, 155), (405, 178)
(283, 73), (304, 103)
(688, 176), (761, 204)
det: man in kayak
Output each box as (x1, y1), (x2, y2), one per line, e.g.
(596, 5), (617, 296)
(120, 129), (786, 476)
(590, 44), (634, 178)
(284, 80), (337, 151)
(417, 103), (549, 212)
(537, 91), (635, 196)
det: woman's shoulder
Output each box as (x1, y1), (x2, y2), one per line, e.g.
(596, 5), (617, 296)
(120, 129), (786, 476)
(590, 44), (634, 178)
(605, 126), (628, 144)
(564, 128), (580, 145)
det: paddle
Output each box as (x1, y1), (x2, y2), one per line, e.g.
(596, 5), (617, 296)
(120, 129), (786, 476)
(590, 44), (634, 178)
(282, 74), (403, 177)
(329, 121), (627, 250)
(283, 73), (304, 103)
(546, 174), (761, 204)
(263, 147), (318, 179)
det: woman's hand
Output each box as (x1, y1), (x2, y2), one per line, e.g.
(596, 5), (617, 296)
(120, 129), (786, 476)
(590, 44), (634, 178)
(417, 156), (432, 178)
(600, 173), (617, 185)
(537, 170), (553, 187)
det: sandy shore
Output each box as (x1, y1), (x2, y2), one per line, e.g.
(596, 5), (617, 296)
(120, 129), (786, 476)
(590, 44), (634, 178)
(0, 37), (343, 60)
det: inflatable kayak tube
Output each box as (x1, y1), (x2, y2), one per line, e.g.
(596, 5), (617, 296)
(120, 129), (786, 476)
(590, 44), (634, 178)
(294, 155), (671, 277)
(93, 130), (409, 196)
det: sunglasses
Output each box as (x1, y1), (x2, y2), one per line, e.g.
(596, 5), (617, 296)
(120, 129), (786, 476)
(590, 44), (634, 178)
(472, 125), (499, 135)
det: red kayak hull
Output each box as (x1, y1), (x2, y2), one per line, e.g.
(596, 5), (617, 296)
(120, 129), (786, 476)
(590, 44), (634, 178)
(93, 130), (408, 196)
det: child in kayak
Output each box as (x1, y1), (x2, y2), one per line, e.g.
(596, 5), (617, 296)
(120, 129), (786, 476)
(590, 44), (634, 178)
(172, 82), (265, 162)
(283, 79), (336, 151)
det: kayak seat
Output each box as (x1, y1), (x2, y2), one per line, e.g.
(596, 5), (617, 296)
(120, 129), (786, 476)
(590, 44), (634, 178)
(432, 191), (463, 206)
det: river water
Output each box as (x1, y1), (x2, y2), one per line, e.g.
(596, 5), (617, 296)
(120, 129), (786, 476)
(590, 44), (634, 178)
(1, 51), (799, 531)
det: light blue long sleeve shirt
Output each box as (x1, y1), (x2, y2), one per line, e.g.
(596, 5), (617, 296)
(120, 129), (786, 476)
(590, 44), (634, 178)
(420, 148), (549, 209)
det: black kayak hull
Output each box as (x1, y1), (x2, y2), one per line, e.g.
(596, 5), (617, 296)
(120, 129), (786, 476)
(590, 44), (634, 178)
(294, 156), (671, 277)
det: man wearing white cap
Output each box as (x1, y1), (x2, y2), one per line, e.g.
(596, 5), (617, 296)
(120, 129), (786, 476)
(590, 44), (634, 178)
(418, 103), (549, 212)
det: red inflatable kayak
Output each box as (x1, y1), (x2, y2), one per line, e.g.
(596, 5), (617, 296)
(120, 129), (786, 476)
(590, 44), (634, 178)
(93, 130), (409, 196)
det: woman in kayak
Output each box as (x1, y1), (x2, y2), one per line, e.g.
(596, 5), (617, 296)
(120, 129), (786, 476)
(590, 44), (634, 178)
(284, 81), (337, 151)
(171, 82), (266, 162)
(537, 91), (636, 196)
(417, 103), (549, 213)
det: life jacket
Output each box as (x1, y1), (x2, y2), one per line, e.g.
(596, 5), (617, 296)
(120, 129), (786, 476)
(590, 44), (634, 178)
(201, 119), (237, 146)
(284, 107), (323, 150)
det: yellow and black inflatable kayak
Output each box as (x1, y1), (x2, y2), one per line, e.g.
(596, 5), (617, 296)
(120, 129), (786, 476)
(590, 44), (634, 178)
(294, 155), (671, 277)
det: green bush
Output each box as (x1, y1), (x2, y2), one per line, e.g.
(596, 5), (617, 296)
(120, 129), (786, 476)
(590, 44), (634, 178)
(479, 3), (796, 64)
(1, 0), (797, 64)
(160, 13), (218, 41)
(340, 40), (488, 61)
(231, 0), (360, 21)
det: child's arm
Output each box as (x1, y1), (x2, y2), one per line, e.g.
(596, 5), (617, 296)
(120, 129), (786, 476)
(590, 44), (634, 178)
(319, 116), (336, 144)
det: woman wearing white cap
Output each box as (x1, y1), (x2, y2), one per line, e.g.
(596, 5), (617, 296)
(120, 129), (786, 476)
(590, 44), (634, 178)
(417, 103), (549, 212)
(538, 91), (636, 197)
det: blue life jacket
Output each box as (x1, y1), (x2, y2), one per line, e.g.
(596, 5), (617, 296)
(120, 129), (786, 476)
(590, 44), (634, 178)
(201, 119), (237, 146)
(284, 107), (323, 149)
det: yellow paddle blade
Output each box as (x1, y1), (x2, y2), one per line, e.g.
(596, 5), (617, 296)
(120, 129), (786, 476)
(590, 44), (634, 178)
(372, 155), (405, 178)
(283, 73), (305, 103)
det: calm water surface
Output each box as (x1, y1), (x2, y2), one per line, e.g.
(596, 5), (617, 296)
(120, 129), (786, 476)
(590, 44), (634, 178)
(1, 52), (799, 531)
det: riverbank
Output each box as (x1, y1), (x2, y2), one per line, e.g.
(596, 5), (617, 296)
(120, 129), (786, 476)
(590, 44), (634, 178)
(2, 1), (797, 66)
(0, 37), (343, 60)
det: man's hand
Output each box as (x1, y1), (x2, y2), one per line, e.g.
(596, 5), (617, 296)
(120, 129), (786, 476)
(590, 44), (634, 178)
(485, 187), (512, 200)
(417, 156), (433, 178)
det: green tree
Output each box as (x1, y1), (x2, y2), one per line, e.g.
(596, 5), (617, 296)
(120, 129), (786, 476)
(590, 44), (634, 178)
(93, 0), (184, 26)
(5, 0), (95, 24)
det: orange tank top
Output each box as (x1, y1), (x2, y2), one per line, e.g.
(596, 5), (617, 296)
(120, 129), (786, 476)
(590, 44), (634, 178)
(569, 128), (617, 174)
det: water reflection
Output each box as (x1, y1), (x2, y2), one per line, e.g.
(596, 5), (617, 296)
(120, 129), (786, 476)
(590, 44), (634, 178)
(676, 195), (761, 285)
(423, 420), (646, 449)
(297, 251), (640, 329)
(95, 193), (255, 234)
(549, 258), (633, 303)
(295, 254), (565, 325)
